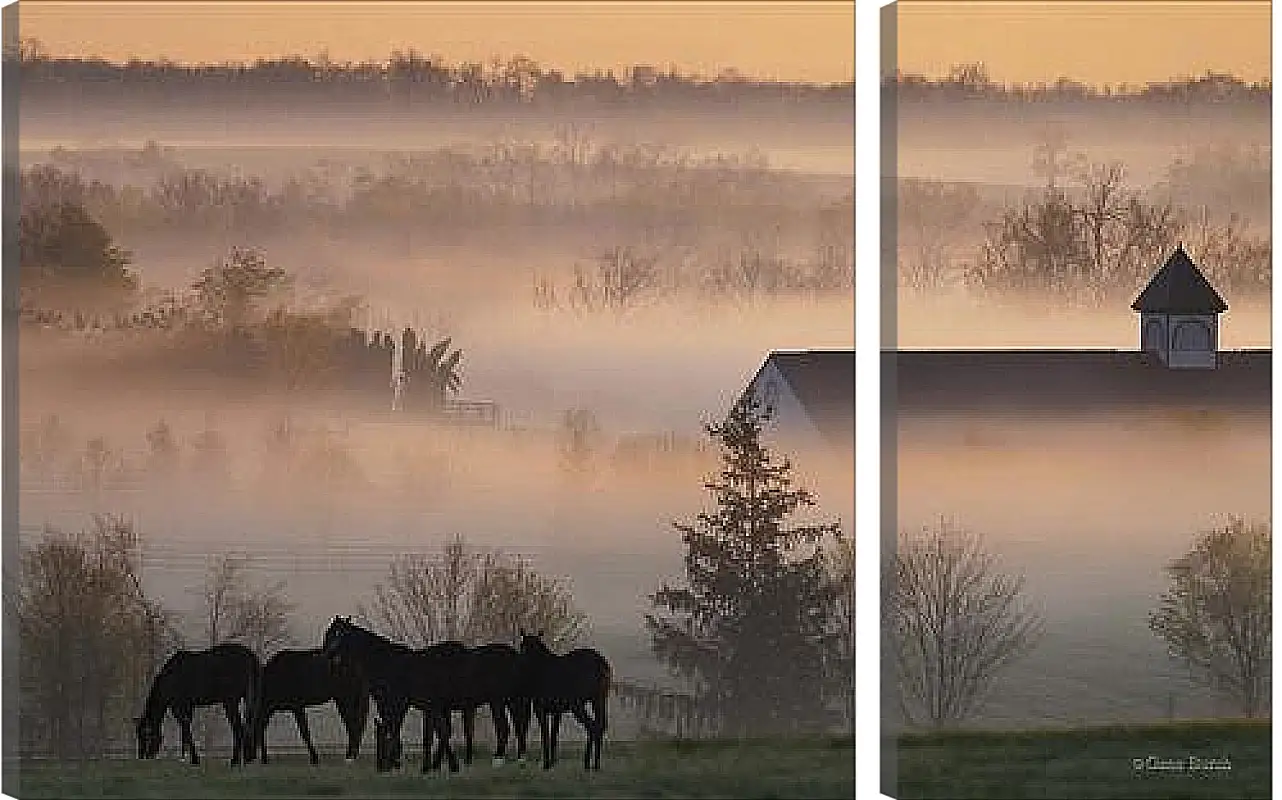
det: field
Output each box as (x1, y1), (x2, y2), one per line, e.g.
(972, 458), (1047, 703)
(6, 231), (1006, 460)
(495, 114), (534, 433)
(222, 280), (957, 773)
(14, 738), (855, 799)
(896, 721), (1271, 800)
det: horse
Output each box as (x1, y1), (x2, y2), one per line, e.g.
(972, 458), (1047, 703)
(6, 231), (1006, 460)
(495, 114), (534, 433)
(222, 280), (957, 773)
(365, 640), (532, 769)
(254, 648), (370, 765)
(518, 631), (611, 771)
(135, 642), (261, 767)
(448, 642), (533, 767)
(320, 616), (462, 773)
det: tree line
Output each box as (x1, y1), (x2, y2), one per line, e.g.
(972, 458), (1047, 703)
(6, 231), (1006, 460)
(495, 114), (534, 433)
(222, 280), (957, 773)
(12, 39), (852, 108)
(17, 404), (715, 500)
(25, 142), (849, 248)
(890, 63), (1269, 107)
(20, 166), (851, 332)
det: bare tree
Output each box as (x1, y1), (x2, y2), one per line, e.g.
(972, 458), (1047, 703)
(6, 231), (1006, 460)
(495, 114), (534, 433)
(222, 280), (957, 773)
(193, 554), (294, 754)
(189, 422), (230, 480)
(1149, 518), (1271, 718)
(897, 179), (980, 290)
(19, 413), (72, 477)
(361, 534), (588, 648)
(887, 518), (1044, 729)
(7, 515), (181, 758)
(568, 246), (660, 314)
(1180, 208), (1273, 297)
(145, 418), (180, 474)
(195, 553), (295, 658)
(1072, 160), (1179, 292)
(558, 408), (603, 479)
(970, 156), (1178, 300)
(1029, 124), (1082, 192)
(79, 435), (124, 492)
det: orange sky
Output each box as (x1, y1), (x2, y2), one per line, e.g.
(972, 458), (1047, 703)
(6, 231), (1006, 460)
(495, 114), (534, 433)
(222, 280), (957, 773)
(896, 1), (1270, 86)
(18, 1), (855, 83)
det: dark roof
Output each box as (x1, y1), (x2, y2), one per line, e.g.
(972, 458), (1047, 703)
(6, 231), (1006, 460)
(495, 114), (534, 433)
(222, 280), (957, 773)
(893, 349), (1270, 413)
(757, 349), (854, 445)
(1131, 246), (1228, 314)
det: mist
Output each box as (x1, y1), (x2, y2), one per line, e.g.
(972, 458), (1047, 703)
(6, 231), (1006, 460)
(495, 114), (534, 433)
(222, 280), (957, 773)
(893, 90), (1271, 349)
(895, 291), (1270, 350)
(897, 409), (1270, 726)
(17, 78), (854, 723)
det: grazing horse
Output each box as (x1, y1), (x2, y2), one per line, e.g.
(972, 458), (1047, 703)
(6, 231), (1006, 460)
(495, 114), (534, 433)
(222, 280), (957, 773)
(321, 616), (462, 773)
(519, 631), (611, 771)
(135, 642), (261, 766)
(254, 648), (370, 765)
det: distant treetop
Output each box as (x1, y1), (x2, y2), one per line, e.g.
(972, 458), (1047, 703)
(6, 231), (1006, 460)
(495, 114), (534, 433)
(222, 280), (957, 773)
(889, 62), (1269, 105)
(10, 37), (854, 108)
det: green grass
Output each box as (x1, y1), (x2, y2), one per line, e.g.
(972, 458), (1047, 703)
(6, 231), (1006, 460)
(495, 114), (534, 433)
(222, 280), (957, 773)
(896, 720), (1272, 799)
(14, 737), (855, 799)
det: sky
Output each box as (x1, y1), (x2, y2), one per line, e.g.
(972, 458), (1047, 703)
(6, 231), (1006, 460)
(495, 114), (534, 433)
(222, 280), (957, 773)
(18, 1), (855, 84)
(895, 1), (1270, 86)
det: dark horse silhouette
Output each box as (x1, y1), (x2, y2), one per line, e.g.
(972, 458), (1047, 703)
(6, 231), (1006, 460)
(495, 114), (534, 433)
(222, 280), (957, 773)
(518, 631), (611, 770)
(365, 641), (532, 769)
(254, 648), (370, 765)
(449, 642), (534, 767)
(321, 616), (461, 773)
(135, 642), (261, 766)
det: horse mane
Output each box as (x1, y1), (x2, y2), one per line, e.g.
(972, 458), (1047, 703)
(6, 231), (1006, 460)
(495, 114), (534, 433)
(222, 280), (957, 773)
(336, 618), (412, 655)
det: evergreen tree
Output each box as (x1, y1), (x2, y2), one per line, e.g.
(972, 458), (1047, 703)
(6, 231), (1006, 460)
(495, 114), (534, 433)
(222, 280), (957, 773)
(646, 394), (845, 735)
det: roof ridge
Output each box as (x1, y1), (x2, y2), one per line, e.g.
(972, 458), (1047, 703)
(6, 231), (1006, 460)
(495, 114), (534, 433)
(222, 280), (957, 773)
(1131, 247), (1228, 314)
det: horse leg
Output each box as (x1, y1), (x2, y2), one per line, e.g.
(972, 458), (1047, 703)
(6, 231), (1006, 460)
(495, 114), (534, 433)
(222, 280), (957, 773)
(462, 705), (476, 766)
(427, 709), (458, 773)
(343, 693), (369, 761)
(590, 697), (605, 771)
(536, 708), (552, 770)
(258, 707), (273, 764)
(441, 711), (459, 773)
(223, 700), (245, 766)
(490, 701), (510, 765)
(294, 708), (319, 765)
(422, 708), (436, 773)
(570, 703), (594, 771)
(548, 709), (564, 769)
(177, 710), (199, 766)
(381, 702), (408, 772)
(511, 699), (531, 764)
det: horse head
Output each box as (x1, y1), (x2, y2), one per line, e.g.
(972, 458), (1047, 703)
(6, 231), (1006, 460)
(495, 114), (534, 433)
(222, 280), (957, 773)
(135, 714), (162, 759)
(518, 629), (553, 659)
(322, 615), (357, 657)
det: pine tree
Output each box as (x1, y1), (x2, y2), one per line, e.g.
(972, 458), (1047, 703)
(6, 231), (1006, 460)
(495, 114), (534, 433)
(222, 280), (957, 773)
(646, 393), (845, 736)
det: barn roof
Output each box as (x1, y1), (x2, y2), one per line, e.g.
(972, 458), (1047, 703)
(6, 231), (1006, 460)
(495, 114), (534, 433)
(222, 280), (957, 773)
(1131, 246), (1228, 314)
(751, 349), (854, 446)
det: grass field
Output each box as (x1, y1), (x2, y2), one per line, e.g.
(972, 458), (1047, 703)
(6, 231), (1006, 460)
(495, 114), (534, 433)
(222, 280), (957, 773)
(896, 720), (1272, 800)
(13, 737), (855, 799)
